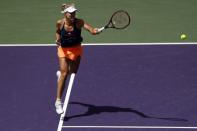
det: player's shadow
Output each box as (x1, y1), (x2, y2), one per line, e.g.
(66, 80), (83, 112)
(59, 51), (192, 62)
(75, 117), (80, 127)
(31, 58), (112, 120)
(64, 101), (188, 122)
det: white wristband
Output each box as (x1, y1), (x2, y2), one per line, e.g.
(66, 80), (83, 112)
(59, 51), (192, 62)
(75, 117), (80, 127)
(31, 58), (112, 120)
(98, 27), (105, 32)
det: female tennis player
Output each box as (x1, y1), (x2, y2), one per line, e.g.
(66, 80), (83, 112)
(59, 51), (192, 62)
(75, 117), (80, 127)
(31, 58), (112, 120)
(55, 3), (101, 114)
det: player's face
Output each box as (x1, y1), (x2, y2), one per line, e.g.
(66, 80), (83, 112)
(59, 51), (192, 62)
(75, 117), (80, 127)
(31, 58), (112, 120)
(65, 12), (76, 23)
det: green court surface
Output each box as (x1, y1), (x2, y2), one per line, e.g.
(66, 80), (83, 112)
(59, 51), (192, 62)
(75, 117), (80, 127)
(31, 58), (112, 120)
(0, 0), (196, 44)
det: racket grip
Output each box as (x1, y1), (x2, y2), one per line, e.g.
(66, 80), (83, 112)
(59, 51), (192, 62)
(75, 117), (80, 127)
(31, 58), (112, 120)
(98, 27), (105, 32)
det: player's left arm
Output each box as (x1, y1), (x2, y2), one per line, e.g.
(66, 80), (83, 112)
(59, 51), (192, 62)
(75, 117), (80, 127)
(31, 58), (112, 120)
(78, 19), (100, 35)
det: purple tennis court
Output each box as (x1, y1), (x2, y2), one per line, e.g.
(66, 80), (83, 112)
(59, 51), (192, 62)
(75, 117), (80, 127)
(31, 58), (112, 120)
(0, 43), (197, 131)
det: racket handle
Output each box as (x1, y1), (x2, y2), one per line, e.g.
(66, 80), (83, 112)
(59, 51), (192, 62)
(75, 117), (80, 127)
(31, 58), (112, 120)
(98, 27), (105, 32)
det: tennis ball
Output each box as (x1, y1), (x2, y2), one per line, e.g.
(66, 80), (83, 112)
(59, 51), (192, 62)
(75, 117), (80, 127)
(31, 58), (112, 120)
(181, 34), (187, 40)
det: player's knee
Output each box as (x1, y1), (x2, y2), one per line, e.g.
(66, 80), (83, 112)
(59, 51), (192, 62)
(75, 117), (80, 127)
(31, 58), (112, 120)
(60, 70), (68, 78)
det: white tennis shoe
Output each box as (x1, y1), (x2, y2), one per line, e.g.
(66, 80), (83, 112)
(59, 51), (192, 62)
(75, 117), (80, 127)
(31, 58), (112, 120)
(55, 100), (64, 115)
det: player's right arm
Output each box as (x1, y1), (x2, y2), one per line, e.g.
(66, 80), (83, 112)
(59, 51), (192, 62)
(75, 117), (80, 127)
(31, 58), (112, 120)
(55, 20), (62, 45)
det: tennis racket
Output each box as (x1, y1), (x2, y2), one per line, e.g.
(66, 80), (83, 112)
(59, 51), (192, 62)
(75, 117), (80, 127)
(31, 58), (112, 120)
(98, 10), (131, 32)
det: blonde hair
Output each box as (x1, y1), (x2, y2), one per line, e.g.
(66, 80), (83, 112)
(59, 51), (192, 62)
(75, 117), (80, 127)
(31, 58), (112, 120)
(61, 3), (75, 12)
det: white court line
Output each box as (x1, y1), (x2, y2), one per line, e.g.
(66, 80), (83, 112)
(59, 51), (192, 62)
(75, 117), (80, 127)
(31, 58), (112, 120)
(62, 126), (197, 129)
(57, 73), (76, 131)
(0, 42), (197, 46)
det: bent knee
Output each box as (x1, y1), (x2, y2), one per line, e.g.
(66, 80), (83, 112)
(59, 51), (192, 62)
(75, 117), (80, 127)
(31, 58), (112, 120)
(60, 70), (68, 78)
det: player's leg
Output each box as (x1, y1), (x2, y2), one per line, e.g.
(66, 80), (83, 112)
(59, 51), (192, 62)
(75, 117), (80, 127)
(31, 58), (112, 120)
(69, 56), (81, 74)
(55, 57), (69, 114)
(57, 57), (70, 99)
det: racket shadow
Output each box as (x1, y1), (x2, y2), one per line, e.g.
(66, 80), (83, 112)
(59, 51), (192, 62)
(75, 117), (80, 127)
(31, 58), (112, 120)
(64, 101), (188, 122)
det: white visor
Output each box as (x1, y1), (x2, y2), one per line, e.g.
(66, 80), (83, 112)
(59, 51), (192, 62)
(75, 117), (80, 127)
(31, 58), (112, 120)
(61, 6), (77, 13)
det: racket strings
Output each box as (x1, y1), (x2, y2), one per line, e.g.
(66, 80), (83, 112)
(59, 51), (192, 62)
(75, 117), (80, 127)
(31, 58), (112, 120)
(111, 12), (130, 29)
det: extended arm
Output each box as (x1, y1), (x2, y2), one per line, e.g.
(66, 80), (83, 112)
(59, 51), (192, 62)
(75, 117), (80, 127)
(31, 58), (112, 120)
(84, 22), (100, 35)
(78, 19), (101, 35)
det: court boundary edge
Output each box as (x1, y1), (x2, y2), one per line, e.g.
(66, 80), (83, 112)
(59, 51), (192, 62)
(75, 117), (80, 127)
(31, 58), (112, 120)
(62, 125), (197, 129)
(0, 42), (197, 46)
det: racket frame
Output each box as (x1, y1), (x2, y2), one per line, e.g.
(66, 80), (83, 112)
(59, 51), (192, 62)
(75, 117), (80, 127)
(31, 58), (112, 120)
(104, 10), (131, 30)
